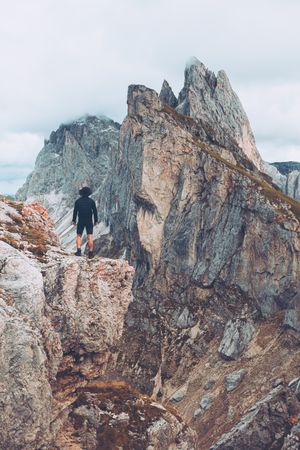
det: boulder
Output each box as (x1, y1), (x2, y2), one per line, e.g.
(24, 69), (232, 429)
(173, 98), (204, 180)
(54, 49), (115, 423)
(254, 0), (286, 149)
(218, 319), (255, 360)
(224, 369), (247, 392)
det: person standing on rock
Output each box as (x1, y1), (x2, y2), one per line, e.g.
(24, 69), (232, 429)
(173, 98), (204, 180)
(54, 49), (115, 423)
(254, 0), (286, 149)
(72, 187), (98, 258)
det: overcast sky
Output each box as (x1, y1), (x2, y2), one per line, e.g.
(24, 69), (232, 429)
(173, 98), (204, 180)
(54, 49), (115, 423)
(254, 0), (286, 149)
(1, 0), (300, 194)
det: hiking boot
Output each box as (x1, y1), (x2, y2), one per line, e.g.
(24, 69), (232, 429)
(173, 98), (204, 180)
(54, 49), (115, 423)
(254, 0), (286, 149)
(88, 251), (94, 259)
(75, 249), (82, 256)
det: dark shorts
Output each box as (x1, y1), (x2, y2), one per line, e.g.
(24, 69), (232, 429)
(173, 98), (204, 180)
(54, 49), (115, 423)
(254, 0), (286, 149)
(77, 221), (93, 236)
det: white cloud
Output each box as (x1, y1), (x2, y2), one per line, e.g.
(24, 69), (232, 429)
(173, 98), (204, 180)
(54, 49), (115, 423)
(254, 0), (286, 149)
(0, 133), (43, 165)
(0, 179), (27, 196)
(1, 0), (300, 132)
(235, 81), (300, 162)
(257, 140), (300, 163)
(0, 0), (300, 195)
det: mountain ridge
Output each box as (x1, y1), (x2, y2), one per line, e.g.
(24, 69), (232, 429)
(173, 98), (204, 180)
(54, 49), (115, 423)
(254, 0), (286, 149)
(5, 58), (300, 448)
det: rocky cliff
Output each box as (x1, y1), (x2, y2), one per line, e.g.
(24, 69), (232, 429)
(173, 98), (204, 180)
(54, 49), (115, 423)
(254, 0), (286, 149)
(0, 196), (197, 449)
(264, 162), (300, 201)
(9, 58), (300, 449)
(175, 57), (263, 170)
(98, 84), (300, 448)
(272, 162), (300, 176)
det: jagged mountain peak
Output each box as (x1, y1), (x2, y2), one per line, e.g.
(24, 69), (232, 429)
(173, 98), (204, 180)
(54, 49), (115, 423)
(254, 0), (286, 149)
(184, 57), (231, 90)
(63, 113), (118, 127)
(159, 79), (178, 108)
(177, 57), (263, 169)
(185, 57), (216, 80)
(216, 68), (232, 89)
(185, 55), (207, 71)
(46, 114), (120, 145)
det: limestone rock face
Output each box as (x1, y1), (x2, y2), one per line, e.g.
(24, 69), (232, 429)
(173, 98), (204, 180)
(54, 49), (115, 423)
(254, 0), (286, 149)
(7, 59), (300, 448)
(107, 84), (299, 324)
(286, 170), (300, 201)
(101, 84), (300, 448)
(263, 161), (300, 201)
(176, 57), (263, 169)
(0, 266), (52, 450)
(16, 115), (120, 248)
(44, 256), (133, 356)
(159, 79), (178, 108)
(0, 197), (198, 449)
(211, 386), (300, 450)
(272, 161), (300, 175)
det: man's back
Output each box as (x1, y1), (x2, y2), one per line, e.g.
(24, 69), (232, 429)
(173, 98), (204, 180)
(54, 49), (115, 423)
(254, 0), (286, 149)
(73, 196), (98, 223)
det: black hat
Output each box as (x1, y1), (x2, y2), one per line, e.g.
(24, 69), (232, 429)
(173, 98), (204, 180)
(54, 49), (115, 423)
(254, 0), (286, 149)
(79, 186), (92, 197)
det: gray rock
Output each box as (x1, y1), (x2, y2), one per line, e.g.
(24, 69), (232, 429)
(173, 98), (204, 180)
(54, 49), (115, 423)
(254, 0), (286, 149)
(174, 306), (194, 329)
(203, 379), (216, 390)
(0, 298), (52, 449)
(199, 393), (214, 410)
(210, 386), (299, 450)
(283, 309), (300, 332)
(170, 385), (188, 402)
(176, 57), (262, 169)
(286, 170), (300, 200)
(218, 319), (255, 360)
(263, 161), (300, 201)
(159, 80), (178, 108)
(263, 161), (287, 192)
(288, 377), (300, 393)
(224, 369), (247, 392)
(271, 161), (300, 176)
(272, 378), (284, 388)
(193, 408), (202, 419)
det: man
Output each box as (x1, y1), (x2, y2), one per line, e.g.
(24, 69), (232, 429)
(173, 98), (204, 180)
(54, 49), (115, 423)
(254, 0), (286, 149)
(72, 186), (98, 258)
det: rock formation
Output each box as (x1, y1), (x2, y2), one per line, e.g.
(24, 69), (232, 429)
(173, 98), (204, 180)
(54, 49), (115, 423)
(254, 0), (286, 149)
(99, 83), (300, 448)
(175, 57), (263, 170)
(0, 196), (197, 449)
(264, 161), (300, 201)
(272, 161), (300, 176)
(9, 58), (300, 448)
(159, 80), (178, 108)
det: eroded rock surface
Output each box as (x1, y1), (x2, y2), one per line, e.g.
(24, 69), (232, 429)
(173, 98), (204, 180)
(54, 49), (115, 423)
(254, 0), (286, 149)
(224, 369), (247, 392)
(263, 161), (300, 201)
(176, 57), (263, 169)
(100, 83), (300, 448)
(0, 197), (198, 449)
(54, 382), (197, 450)
(4, 59), (300, 449)
(159, 79), (178, 108)
(211, 386), (300, 450)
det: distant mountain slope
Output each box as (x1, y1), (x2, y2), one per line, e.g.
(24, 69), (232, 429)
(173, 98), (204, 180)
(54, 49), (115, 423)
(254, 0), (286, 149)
(264, 161), (300, 201)
(16, 115), (120, 248)
(271, 161), (300, 176)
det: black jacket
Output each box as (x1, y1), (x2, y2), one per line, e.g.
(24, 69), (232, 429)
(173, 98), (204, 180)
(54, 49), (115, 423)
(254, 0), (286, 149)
(72, 196), (98, 224)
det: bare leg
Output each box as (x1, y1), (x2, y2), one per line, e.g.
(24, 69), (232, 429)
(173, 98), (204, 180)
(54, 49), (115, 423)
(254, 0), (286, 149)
(76, 234), (82, 249)
(87, 234), (93, 251)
